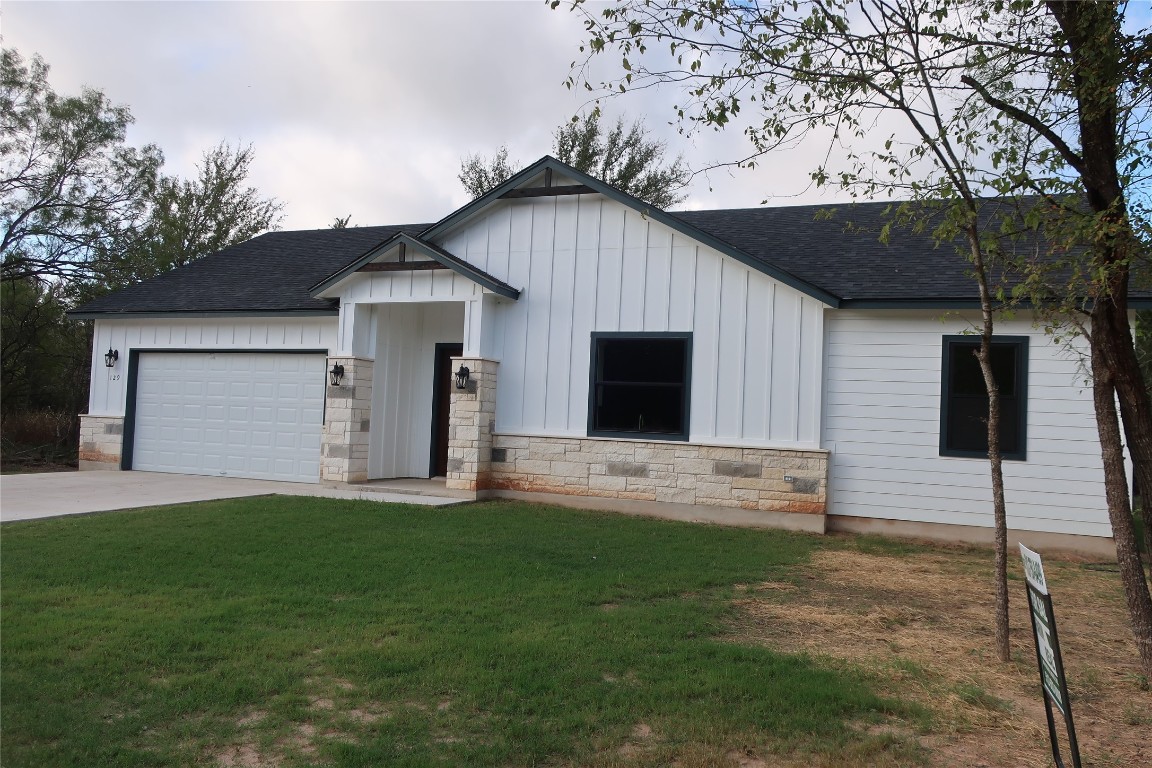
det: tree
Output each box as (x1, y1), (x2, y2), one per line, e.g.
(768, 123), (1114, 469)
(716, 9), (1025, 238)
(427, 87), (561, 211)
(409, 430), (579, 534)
(0, 278), (88, 413)
(562, 0), (1152, 673)
(458, 112), (690, 208)
(1, 49), (283, 441)
(459, 146), (522, 200)
(116, 143), (283, 285)
(1, 49), (162, 285)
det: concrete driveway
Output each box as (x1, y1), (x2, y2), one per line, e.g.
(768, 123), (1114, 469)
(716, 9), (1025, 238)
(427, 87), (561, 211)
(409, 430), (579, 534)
(0, 471), (463, 523)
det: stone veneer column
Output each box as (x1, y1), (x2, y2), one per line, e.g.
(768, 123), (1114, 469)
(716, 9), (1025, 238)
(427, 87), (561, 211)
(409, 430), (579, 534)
(445, 357), (498, 494)
(320, 356), (373, 483)
(78, 415), (124, 470)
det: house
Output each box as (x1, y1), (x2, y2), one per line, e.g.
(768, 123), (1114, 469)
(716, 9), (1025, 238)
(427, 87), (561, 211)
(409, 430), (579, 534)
(71, 156), (1141, 554)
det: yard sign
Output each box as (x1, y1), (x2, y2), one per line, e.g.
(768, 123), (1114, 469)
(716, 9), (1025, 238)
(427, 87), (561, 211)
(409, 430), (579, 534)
(1019, 544), (1081, 768)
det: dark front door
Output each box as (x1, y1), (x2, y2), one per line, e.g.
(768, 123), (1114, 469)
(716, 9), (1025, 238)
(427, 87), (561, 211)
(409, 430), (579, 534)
(430, 343), (463, 476)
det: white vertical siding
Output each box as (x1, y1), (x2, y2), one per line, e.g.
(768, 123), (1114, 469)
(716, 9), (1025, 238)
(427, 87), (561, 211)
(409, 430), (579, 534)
(88, 316), (337, 417)
(438, 195), (827, 447)
(823, 310), (1109, 537)
(369, 302), (464, 479)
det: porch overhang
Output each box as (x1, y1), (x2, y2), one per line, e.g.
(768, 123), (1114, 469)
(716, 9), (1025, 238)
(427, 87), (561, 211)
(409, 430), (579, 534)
(310, 233), (521, 300)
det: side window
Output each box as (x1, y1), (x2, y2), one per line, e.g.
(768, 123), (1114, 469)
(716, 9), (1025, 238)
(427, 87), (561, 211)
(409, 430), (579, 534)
(940, 336), (1028, 460)
(588, 333), (691, 441)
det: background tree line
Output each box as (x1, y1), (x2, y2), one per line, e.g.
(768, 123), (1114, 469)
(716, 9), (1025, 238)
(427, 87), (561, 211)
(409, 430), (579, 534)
(1, 49), (281, 466)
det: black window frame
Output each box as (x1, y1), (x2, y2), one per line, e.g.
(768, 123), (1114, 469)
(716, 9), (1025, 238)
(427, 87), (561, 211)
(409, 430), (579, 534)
(587, 331), (692, 442)
(939, 335), (1029, 461)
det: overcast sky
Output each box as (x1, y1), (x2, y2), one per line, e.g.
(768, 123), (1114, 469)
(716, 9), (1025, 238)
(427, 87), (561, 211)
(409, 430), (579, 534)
(9, 2), (1147, 232)
(3, 0), (856, 231)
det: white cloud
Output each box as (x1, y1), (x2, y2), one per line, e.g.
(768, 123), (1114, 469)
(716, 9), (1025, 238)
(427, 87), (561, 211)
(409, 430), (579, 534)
(3, 0), (853, 231)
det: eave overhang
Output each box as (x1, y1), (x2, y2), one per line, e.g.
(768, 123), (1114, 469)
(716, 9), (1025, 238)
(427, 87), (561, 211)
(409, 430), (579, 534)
(66, 308), (339, 321)
(837, 297), (1152, 310)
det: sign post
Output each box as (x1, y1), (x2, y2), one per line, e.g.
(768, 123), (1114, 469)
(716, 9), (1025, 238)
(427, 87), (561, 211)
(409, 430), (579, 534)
(1019, 544), (1081, 768)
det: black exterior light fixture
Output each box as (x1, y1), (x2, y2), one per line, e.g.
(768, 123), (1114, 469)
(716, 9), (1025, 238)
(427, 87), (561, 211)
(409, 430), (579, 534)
(454, 364), (471, 390)
(329, 362), (345, 386)
(104, 347), (119, 368)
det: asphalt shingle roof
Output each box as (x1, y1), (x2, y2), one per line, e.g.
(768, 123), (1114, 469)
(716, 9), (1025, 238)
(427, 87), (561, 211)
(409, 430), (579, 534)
(73, 197), (1145, 316)
(72, 224), (430, 316)
(673, 199), (1059, 304)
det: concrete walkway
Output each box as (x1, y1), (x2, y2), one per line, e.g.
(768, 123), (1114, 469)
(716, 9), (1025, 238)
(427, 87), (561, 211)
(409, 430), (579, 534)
(0, 471), (465, 523)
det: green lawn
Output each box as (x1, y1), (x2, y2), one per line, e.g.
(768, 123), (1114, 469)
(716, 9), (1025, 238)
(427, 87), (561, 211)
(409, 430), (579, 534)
(1, 497), (925, 767)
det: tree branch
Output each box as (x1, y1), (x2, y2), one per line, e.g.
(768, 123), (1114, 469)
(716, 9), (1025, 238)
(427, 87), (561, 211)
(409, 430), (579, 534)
(960, 74), (1087, 177)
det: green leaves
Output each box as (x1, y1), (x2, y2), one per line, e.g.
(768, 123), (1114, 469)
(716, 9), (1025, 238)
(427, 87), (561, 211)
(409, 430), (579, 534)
(1, 49), (163, 286)
(458, 113), (691, 209)
(1, 48), (282, 416)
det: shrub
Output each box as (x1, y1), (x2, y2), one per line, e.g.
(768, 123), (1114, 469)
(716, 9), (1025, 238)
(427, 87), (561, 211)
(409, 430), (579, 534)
(0, 410), (79, 469)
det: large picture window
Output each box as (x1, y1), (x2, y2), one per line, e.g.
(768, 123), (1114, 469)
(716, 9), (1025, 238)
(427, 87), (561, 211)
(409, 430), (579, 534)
(588, 333), (691, 441)
(940, 336), (1028, 460)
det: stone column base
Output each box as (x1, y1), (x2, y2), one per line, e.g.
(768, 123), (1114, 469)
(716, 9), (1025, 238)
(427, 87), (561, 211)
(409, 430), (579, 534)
(321, 356), (373, 483)
(446, 358), (498, 492)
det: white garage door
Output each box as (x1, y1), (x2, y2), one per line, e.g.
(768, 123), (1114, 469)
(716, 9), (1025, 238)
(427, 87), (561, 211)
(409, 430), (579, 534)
(132, 352), (326, 483)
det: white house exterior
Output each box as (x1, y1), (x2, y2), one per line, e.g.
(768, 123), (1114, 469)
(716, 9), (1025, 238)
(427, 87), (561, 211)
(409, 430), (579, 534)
(73, 157), (1131, 553)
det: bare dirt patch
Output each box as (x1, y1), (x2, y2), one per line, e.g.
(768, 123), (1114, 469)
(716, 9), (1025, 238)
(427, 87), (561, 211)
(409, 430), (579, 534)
(728, 545), (1152, 767)
(215, 741), (276, 768)
(235, 710), (267, 728)
(208, 674), (396, 765)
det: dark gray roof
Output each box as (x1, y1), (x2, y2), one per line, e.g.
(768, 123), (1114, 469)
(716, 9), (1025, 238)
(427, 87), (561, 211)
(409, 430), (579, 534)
(71, 224), (430, 317)
(72, 193), (1150, 318)
(673, 199), (1079, 306)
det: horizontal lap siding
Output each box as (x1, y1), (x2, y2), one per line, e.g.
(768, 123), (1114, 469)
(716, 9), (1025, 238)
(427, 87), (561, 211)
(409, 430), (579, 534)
(823, 310), (1110, 537)
(438, 196), (826, 447)
(89, 317), (337, 417)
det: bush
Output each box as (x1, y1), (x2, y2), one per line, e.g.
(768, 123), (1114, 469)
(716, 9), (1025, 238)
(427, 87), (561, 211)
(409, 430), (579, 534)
(0, 410), (79, 470)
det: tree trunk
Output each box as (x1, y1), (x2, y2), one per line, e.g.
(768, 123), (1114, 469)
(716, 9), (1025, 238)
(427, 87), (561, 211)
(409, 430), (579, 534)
(1097, 297), (1152, 564)
(977, 336), (1011, 663)
(966, 225), (1011, 663)
(1046, 0), (1152, 674)
(1090, 311), (1152, 676)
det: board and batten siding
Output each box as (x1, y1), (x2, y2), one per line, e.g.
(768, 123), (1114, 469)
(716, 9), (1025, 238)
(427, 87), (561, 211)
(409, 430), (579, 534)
(87, 316), (337, 416)
(368, 302), (464, 479)
(436, 195), (826, 447)
(823, 310), (1109, 537)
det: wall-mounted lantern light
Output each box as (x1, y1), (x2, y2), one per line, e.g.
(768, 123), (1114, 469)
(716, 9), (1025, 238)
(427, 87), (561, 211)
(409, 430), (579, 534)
(104, 347), (119, 368)
(329, 363), (345, 386)
(454, 364), (471, 390)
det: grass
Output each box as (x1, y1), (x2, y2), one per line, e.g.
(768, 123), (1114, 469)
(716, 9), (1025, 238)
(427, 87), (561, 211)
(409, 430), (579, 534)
(0, 498), (925, 768)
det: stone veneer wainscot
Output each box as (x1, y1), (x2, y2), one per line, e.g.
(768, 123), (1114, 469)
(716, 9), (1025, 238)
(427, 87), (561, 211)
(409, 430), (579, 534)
(78, 415), (125, 470)
(488, 435), (828, 516)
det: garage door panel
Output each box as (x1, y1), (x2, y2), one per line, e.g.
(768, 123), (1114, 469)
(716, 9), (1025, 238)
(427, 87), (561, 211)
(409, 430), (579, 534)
(133, 352), (324, 483)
